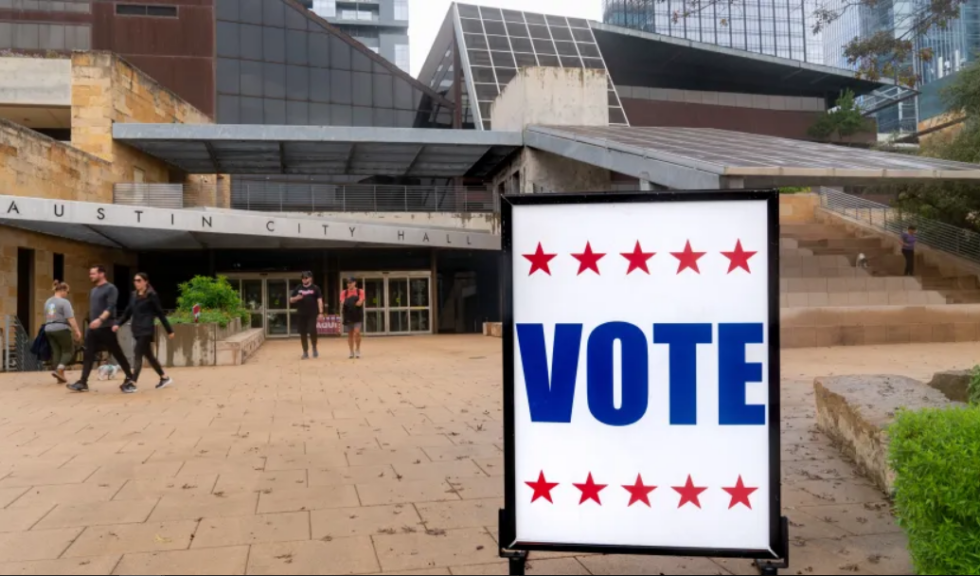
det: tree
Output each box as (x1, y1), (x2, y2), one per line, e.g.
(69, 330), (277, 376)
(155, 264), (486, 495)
(884, 59), (980, 229)
(807, 89), (874, 142)
(661, 0), (966, 87)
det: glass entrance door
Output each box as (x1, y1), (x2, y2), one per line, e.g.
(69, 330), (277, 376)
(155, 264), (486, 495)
(340, 271), (432, 336)
(225, 274), (302, 338)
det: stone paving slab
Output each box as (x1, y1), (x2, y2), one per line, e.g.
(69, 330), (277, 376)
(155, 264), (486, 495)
(1, 338), (974, 574)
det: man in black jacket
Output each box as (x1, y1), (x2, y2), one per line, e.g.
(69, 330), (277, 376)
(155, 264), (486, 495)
(68, 265), (137, 394)
(290, 271), (324, 359)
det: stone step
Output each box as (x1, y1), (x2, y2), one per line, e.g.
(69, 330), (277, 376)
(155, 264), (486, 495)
(782, 267), (871, 278)
(780, 254), (852, 269)
(781, 303), (980, 347)
(782, 290), (948, 308)
(781, 276), (922, 293)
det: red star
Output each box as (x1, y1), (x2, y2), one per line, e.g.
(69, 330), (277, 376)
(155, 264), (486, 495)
(573, 472), (607, 505)
(723, 476), (759, 510)
(523, 242), (557, 276)
(622, 474), (657, 507)
(525, 471), (559, 504)
(671, 241), (707, 274)
(721, 240), (758, 274)
(673, 475), (708, 509)
(621, 241), (656, 275)
(571, 242), (606, 275)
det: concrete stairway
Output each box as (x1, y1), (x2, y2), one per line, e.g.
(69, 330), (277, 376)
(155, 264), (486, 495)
(779, 219), (980, 348)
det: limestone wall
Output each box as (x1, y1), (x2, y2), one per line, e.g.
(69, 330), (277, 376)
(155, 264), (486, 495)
(0, 118), (113, 202)
(0, 226), (136, 334)
(70, 51), (213, 188)
(778, 193), (819, 224)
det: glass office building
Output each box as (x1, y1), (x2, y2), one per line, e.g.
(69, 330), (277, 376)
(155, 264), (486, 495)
(822, 0), (980, 130)
(602, 0), (823, 64)
(297, 0), (411, 73)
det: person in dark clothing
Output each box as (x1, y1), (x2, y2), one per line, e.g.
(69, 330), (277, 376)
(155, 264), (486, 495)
(68, 265), (137, 394)
(289, 271), (324, 359)
(901, 225), (918, 277)
(341, 277), (365, 359)
(113, 273), (175, 390)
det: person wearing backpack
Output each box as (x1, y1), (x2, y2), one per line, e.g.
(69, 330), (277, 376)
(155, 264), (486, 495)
(44, 281), (82, 384)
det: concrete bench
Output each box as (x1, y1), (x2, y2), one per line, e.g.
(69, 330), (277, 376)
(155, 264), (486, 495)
(814, 374), (957, 495)
(216, 328), (265, 366)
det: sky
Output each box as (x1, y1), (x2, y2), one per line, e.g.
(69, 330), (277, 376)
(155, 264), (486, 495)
(409, 0), (603, 76)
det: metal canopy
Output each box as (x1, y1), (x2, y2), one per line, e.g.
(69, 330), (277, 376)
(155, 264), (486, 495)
(112, 124), (523, 177)
(526, 126), (980, 188)
(591, 22), (888, 101)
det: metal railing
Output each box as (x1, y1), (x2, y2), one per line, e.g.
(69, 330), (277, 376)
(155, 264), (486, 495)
(819, 188), (980, 264)
(114, 183), (498, 214)
(2, 316), (43, 373)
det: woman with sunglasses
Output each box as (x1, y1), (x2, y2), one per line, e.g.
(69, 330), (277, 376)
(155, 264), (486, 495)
(112, 272), (175, 392)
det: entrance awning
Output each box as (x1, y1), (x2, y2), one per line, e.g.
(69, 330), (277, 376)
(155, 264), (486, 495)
(0, 195), (500, 251)
(525, 125), (980, 189)
(112, 124), (523, 178)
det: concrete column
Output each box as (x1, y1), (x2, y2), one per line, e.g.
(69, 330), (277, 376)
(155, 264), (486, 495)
(430, 249), (439, 335)
(639, 180), (653, 191)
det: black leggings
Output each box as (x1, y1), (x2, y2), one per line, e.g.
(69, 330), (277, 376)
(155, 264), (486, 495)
(134, 335), (164, 382)
(79, 328), (134, 384)
(297, 315), (318, 353)
(902, 249), (915, 277)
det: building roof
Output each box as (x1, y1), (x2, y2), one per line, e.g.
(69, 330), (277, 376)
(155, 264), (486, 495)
(417, 2), (890, 130)
(112, 124), (523, 178)
(526, 125), (980, 188)
(591, 23), (889, 102)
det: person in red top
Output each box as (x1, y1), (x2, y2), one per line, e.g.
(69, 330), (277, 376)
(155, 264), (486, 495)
(340, 277), (365, 359)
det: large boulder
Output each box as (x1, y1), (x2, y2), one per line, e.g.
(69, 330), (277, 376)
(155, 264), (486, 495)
(926, 369), (973, 403)
(814, 375), (957, 495)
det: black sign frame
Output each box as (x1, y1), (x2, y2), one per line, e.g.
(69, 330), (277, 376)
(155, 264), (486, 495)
(498, 190), (787, 574)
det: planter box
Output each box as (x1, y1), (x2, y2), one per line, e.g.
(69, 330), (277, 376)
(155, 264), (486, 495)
(157, 318), (242, 368)
(104, 317), (266, 370)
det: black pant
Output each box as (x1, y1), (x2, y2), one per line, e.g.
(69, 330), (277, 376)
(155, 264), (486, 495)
(79, 327), (134, 384)
(903, 249), (915, 276)
(133, 335), (164, 382)
(297, 315), (318, 353)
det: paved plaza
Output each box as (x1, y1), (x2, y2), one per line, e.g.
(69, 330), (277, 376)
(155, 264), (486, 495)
(0, 336), (975, 575)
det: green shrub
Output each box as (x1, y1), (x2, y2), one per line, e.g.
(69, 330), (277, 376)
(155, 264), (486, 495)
(168, 275), (250, 328)
(889, 407), (980, 575)
(970, 366), (980, 406)
(167, 308), (248, 328)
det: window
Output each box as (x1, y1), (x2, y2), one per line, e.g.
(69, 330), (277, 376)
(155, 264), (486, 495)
(53, 253), (65, 284)
(394, 44), (410, 73)
(394, 0), (409, 21)
(116, 4), (178, 17)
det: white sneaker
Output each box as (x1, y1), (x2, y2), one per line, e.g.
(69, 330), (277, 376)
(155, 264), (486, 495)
(355, 351), (361, 359)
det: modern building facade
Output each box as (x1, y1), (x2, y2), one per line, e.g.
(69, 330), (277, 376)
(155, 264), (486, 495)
(297, 0), (410, 73)
(7, 0), (947, 345)
(822, 0), (980, 133)
(602, 0), (823, 64)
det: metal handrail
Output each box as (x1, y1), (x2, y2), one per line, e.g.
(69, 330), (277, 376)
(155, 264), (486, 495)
(2, 315), (43, 373)
(114, 183), (497, 214)
(819, 188), (980, 264)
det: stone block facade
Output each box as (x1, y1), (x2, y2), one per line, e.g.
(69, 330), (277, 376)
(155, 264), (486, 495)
(0, 226), (136, 334)
(70, 51), (214, 192)
(1, 50), (214, 336)
(0, 118), (113, 202)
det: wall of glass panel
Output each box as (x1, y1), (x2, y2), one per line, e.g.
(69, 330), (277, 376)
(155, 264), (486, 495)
(603, 0), (823, 64)
(215, 0), (431, 127)
(455, 3), (629, 129)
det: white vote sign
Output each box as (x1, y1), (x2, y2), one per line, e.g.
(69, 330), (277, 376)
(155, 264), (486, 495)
(502, 192), (781, 558)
